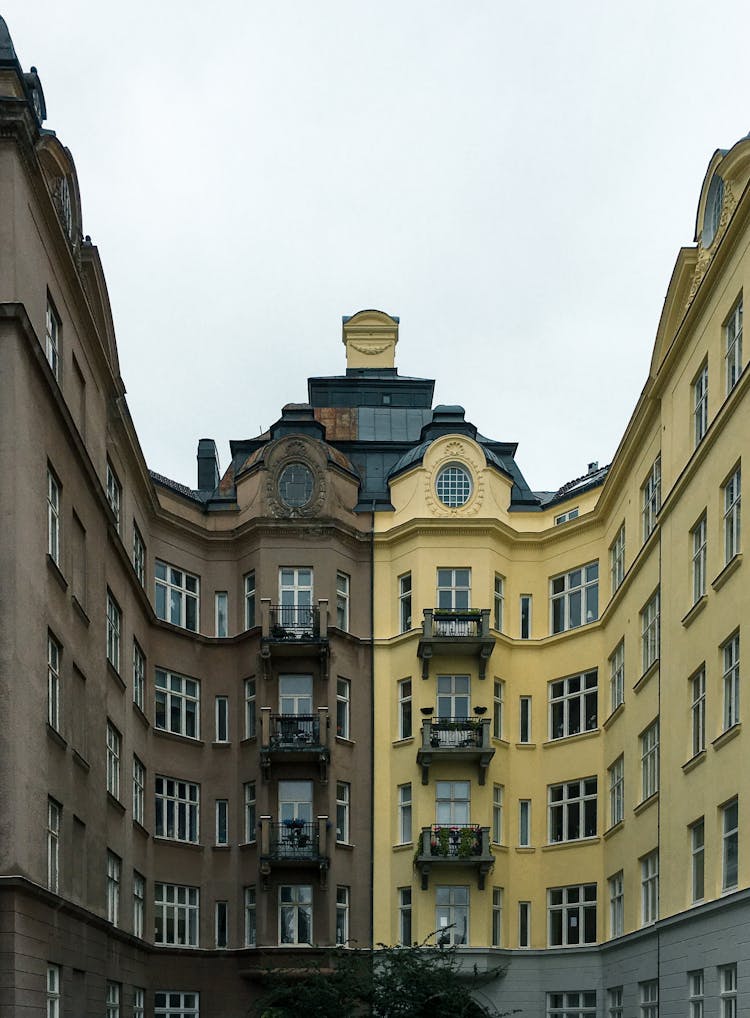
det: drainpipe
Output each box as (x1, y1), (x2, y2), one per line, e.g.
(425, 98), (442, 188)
(369, 501), (376, 953)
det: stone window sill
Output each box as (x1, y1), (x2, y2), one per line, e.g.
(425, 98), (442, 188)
(682, 750), (706, 774)
(681, 595), (707, 628)
(712, 553), (742, 591)
(712, 723), (741, 751)
(633, 791), (658, 816)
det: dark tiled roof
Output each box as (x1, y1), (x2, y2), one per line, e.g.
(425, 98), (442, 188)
(149, 471), (211, 504)
(537, 464), (610, 508)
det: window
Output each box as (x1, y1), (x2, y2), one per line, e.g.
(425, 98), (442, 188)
(155, 776), (200, 843)
(608, 987), (624, 1018)
(106, 592), (121, 672)
(609, 640), (624, 712)
(642, 455), (661, 541)
(520, 594), (532, 639)
(336, 678), (350, 739)
(244, 570), (256, 629)
(722, 634), (740, 731)
(436, 568), (470, 610)
(493, 679), (504, 738)
(726, 296), (743, 393)
(336, 886), (350, 945)
(688, 970), (704, 1018)
(492, 888), (503, 946)
(155, 669), (199, 739)
(47, 633), (61, 731)
(518, 901), (530, 947)
(610, 524), (625, 593)
(47, 467), (60, 563)
(245, 886), (256, 946)
(692, 514), (707, 603)
(106, 851), (121, 926)
(609, 871), (623, 937)
(691, 668), (706, 756)
(640, 981), (658, 1018)
(691, 818), (705, 901)
(46, 298), (61, 380)
(550, 561), (599, 633)
(719, 964), (737, 1018)
(132, 524), (145, 586)
(398, 679), (412, 739)
(244, 677), (256, 738)
(399, 887), (412, 946)
(133, 640), (145, 712)
(47, 963), (61, 1018)
(279, 885), (312, 944)
(399, 573), (412, 632)
(336, 572), (350, 631)
(548, 884), (597, 946)
(722, 799), (739, 891)
(723, 466), (741, 563)
(155, 561), (199, 632)
(641, 721), (659, 800)
(519, 696), (531, 743)
(47, 798), (60, 892)
(133, 988), (145, 1018)
(435, 781), (470, 825)
(133, 871), (145, 938)
(213, 696), (229, 743)
(547, 992), (596, 1017)
(215, 799), (228, 846)
(492, 785), (503, 843)
(609, 756), (624, 827)
(694, 362), (709, 445)
(641, 591), (660, 673)
(519, 800), (531, 847)
(154, 883), (199, 946)
(549, 671), (598, 740)
(436, 674), (470, 718)
(435, 885), (468, 945)
(154, 992), (199, 1018)
(132, 756), (145, 826)
(398, 784), (412, 844)
(493, 574), (504, 630)
(106, 722), (120, 799)
(244, 781), (256, 843)
(279, 567), (313, 625)
(336, 782), (350, 843)
(641, 851), (658, 925)
(71, 511), (86, 607)
(215, 901), (228, 949)
(548, 777), (597, 842)
(106, 982), (120, 1018)
(554, 507), (580, 525)
(106, 461), (121, 533)
(435, 464), (472, 507)
(215, 592), (228, 638)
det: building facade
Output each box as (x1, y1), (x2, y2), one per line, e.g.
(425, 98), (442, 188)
(1, 17), (749, 1018)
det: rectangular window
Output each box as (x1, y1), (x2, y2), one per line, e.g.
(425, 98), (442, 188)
(133, 871), (145, 938)
(492, 784), (503, 844)
(639, 981), (658, 1018)
(215, 800), (228, 846)
(493, 679), (504, 739)
(435, 780), (470, 826)
(492, 887), (503, 947)
(133, 988), (145, 1018)
(155, 669), (200, 739)
(550, 561), (599, 633)
(336, 572), (350, 631)
(106, 461), (121, 533)
(244, 570), (256, 629)
(691, 668), (706, 756)
(723, 634), (740, 731)
(245, 886), (256, 946)
(608, 987), (623, 1018)
(132, 524), (145, 586)
(215, 901), (228, 949)
(609, 640), (624, 712)
(132, 756), (145, 826)
(642, 455), (661, 541)
(436, 674), (470, 718)
(154, 883), (199, 946)
(106, 851), (121, 926)
(610, 524), (625, 593)
(641, 851), (658, 925)
(494, 574), (504, 631)
(336, 678), (350, 739)
(692, 514), (707, 603)
(47, 467), (60, 564)
(519, 696), (531, 743)
(398, 679), (412, 740)
(155, 560), (199, 632)
(694, 361), (709, 445)
(554, 507), (580, 525)
(336, 886), (350, 945)
(641, 590), (660, 673)
(106, 592), (121, 673)
(688, 970), (704, 1018)
(71, 511), (86, 607)
(726, 296), (743, 393)
(609, 755), (624, 827)
(547, 991), (596, 1017)
(106, 722), (120, 800)
(47, 632), (61, 731)
(279, 885), (312, 945)
(641, 720), (659, 800)
(336, 782), (350, 843)
(399, 573), (412, 633)
(278, 567), (314, 629)
(548, 777), (597, 842)
(547, 884), (597, 946)
(47, 798), (60, 892)
(105, 982), (120, 1018)
(519, 800), (531, 847)
(154, 992), (199, 1018)
(46, 298), (61, 380)
(155, 776), (200, 843)
(244, 781), (256, 843)
(215, 592), (228, 638)
(245, 677), (256, 738)
(520, 594), (532, 639)
(435, 885), (469, 945)
(722, 798), (739, 891)
(215, 696), (228, 743)
(436, 568), (470, 610)
(549, 670), (598, 740)
(609, 871), (624, 937)
(398, 784), (412, 844)
(47, 963), (61, 1018)
(518, 901), (530, 947)
(133, 640), (145, 712)
(399, 887), (412, 946)
(719, 963), (737, 1018)
(691, 818), (705, 901)
(724, 466), (741, 563)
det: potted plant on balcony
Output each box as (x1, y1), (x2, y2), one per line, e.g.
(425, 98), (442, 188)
(457, 824), (482, 857)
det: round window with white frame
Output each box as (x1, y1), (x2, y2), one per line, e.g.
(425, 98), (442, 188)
(435, 463), (473, 507)
(278, 462), (314, 508)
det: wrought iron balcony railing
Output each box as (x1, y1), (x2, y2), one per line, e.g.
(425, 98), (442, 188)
(417, 609), (495, 679)
(414, 824), (493, 890)
(269, 713), (321, 748)
(268, 820), (320, 860)
(416, 716), (494, 784)
(269, 604), (320, 639)
(425, 717), (482, 748)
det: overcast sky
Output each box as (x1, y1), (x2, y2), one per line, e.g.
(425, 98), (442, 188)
(6, 2), (750, 492)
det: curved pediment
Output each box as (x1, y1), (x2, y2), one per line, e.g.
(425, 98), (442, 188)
(36, 132), (83, 249)
(342, 309), (400, 369)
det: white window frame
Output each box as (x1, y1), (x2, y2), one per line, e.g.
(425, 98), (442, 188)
(609, 871), (624, 938)
(106, 591), (121, 673)
(244, 781), (256, 843)
(609, 640), (624, 712)
(244, 570), (256, 629)
(399, 572), (412, 633)
(436, 567), (471, 611)
(692, 514), (707, 603)
(399, 887), (412, 946)
(722, 634), (740, 731)
(398, 783), (412, 844)
(610, 524), (625, 594)
(155, 560), (200, 632)
(106, 851), (121, 926)
(554, 507), (580, 525)
(493, 679), (504, 738)
(245, 886), (256, 946)
(47, 963), (61, 1018)
(47, 632), (61, 731)
(215, 900), (228, 949)
(725, 296), (743, 394)
(335, 885), (350, 945)
(336, 571), (350, 631)
(215, 695), (229, 743)
(155, 669), (200, 739)
(154, 992), (199, 1017)
(519, 696), (531, 743)
(155, 775), (200, 844)
(154, 883), (200, 947)
(641, 591), (660, 673)
(642, 455), (661, 542)
(133, 871), (145, 938)
(336, 678), (350, 739)
(519, 594), (532, 639)
(336, 781), (350, 844)
(607, 986), (624, 1018)
(722, 798), (739, 892)
(609, 755), (624, 827)
(719, 963), (738, 1018)
(47, 798), (60, 892)
(435, 884), (469, 946)
(106, 982), (120, 1018)
(279, 884), (312, 945)
(214, 591), (228, 638)
(106, 460), (121, 533)
(693, 361), (708, 446)
(546, 991), (596, 1017)
(519, 800), (531, 847)
(548, 670), (598, 740)
(691, 668), (706, 756)
(46, 298), (61, 381)
(641, 851), (658, 926)
(492, 784), (503, 844)
(244, 677), (256, 738)
(132, 755), (145, 826)
(548, 777), (597, 843)
(435, 780), (470, 826)
(550, 561), (599, 633)
(132, 640), (145, 712)
(132, 523), (145, 586)
(133, 988), (145, 1018)
(215, 799), (228, 846)
(691, 818), (705, 902)
(493, 574), (504, 631)
(688, 970), (704, 1018)
(547, 883), (597, 946)
(640, 720), (659, 800)
(436, 673), (470, 719)
(106, 722), (121, 800)
(518, 901), (530, 948)
(639, 981), (658, 1018)
(47, 467), (60, 564)
(398, 678), (412, 740)
(723, 466), (741, 563)
(492, 887), (503, 947)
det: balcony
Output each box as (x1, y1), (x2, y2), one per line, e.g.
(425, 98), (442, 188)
(260, 599), (329, 679)
(415, 824), (493, 890)
(259, 815), (330, 888)
(416, 717), (494, 785)
(259, 706), (330, 781)
(417, 609), (495, 679)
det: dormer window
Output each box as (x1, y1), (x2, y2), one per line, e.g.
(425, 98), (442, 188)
(702, 173), (724, 248)
(278, 462), (314, 508)
(435, 463), (472, 507)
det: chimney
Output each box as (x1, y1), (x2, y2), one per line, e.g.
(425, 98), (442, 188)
(588, 461), (599, 474)
(197, 439), (220, 492)
(342, 310), (399, 370)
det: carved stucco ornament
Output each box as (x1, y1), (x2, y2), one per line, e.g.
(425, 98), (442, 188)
(265, 437), (328, 519)
(687, 178), (737, 307)
(348, 341), (391, 356)
(423, 440), (485, 517)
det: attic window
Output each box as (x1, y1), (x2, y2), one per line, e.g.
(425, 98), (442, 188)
(702, 174), (724, 248)
(278, 463), (314, 508)
(436, 464), (472, 508)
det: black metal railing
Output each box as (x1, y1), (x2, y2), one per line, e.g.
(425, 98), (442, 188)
(432, 609), (484, 637)
(269, 604), (320, 639)
(269, 714), (321, 748)
(423, 824), (485, 858)
(426, 717), (482, 749)
(268, 821), (320, 859)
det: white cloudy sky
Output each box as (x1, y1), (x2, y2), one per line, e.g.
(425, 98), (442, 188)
(5, 2), (750, 492)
